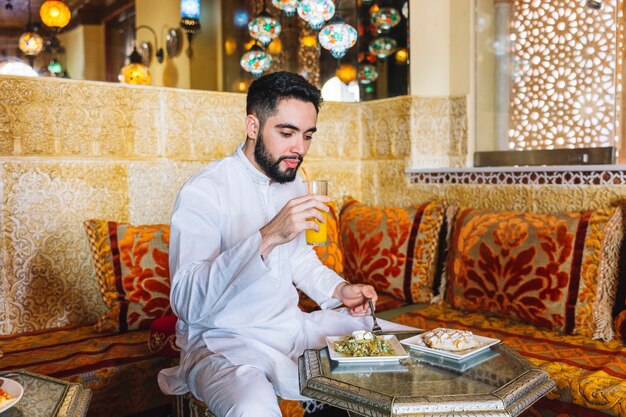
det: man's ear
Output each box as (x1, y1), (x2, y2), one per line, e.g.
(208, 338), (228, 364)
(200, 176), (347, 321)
(246, 114), (259, 140)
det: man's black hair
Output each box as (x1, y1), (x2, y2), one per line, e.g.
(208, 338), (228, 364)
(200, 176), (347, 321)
(246, 71), (322, 126)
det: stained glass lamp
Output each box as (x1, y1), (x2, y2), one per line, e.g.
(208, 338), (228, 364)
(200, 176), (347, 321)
(48, 58), (63, 76)
(369, 36), (397, 59)
(319, 16), (357, 59)
(336, 63), (357, 84)
(402, 1), (408, 19)
(371, 7), (401, 32)
(297, 0), (335, 31)
(19, 31), (44, 56)
(248, 9), (282, 47)
(119, 46), (151, 85)
(272, 0), (298, 17)
(240, 43), (273, 78)
(39, 0), (71, 29)
(358, 64), (378, 84)
(180, 0), (201, 57)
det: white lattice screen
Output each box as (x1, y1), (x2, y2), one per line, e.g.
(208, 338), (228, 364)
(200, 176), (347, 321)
(509, 0), (623, 151)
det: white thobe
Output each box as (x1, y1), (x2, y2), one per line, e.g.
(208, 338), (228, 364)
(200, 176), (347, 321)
(158, 144), (395, 404)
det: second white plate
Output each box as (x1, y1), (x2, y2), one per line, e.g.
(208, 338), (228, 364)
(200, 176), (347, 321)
(326, 335), (410, 363)
(0, 377), (24, 414)
(400, 332), (500, 360)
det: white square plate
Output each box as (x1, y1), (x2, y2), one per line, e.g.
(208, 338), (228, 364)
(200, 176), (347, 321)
(400, 332), (500, 360)
(0, 377), (24, 413)
(326, 335), (410, 363)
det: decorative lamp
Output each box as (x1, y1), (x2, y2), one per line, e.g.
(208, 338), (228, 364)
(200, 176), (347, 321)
(402, 1), (408, 19)
(19, 32), (44, 56)
(368, 36), (397, 59)
(336, 63), (357, 84)
(180, 0), (201, 57)
(19, 0), (43, 57)
(318, 15), (358, 59)
(371, 7), (401, 32)
(240, 43), (273, 78)
(272, 0), (298, 17)
(248, 8), (282, 47)
(358, 64), (378, 84)
(47, 58), (63, 75)
(300, 35), (317, 47)
(39, 0), (71, 29)
(395, 48), (408, 63)
(297, 0), (335, 31)
(136, 25), (164, 64)
(119, 45), (151, 85)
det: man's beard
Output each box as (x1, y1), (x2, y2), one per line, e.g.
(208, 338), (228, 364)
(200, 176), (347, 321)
(254, 133), (303, 184)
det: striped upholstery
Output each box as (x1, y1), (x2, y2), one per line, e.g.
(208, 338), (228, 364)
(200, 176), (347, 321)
(0, 325), (171, 417)
(393, 303), (626, 417)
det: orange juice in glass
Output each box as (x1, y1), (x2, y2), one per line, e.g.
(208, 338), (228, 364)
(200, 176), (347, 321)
(305, 180), (328, 246)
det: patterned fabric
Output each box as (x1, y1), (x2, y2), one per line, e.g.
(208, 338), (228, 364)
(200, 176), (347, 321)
(393, 303), (626, 417)
(340, 198), (446, 303)
(616, 310), (626, 343)
(149, 314), (181, 358)
(84, 219), (172, 332)
(0, 325), (170, 417)
(445, 207), (623, 340)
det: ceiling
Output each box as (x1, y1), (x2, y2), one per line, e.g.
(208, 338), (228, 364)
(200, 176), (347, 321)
(0, 0), (130, 53)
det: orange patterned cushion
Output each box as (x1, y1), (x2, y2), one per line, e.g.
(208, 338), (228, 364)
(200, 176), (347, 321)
(84, 220), (172, 332)
(340, 198), (446, 303)
(444, 207), (623, 341)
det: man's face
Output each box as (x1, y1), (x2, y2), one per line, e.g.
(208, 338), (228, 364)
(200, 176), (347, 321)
(252, 98), (318, 184)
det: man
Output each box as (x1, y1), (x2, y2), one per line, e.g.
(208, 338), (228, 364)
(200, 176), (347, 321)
(158, 71), (406, 417)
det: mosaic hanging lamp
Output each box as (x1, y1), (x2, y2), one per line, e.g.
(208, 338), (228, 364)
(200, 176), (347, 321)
(369, 36), (397, 59)
(336, 63), (357, 84)
(272, 0), (298, 17)
(39, 0), (71, 29)
(318, 15), (357, 59)
(248, 8), (282, 47)
(180, 0), (201, 57)
(19, 0), (44, 57)
(240, 43), (273, 78)
(358, 64), (378, 84)
(19, 31), (44, 56)
(371, 7), (401, 32)
(402, 1), (408, 19)
(119, 45), (151, 85)
(297, 0), (335, 31)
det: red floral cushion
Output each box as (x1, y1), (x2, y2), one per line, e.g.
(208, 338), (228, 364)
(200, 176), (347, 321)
(148, 314), (180, 357)
(85, 220), (172, 332)
(340, 198), (447, 304)
(444, 207), (623, 341)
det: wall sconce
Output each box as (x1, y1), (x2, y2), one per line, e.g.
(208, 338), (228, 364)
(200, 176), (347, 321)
(180, 0), (201, 58)
(136, 25), (164, 65)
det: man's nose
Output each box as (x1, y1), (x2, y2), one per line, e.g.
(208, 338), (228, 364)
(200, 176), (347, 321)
(290, 136), (307, 155)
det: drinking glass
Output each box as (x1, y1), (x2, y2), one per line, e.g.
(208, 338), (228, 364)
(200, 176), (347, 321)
(305, 180), (328, 246)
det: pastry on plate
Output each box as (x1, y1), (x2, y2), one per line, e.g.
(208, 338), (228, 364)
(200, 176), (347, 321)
(421, 327), (479, 351)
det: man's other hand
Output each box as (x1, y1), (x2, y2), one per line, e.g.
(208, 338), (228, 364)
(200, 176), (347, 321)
(259, 194), (330, 258)
(333, 283), (378, 317)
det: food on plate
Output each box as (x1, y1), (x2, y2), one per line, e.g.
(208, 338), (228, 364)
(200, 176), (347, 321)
(421, 327), (479, 352)
(0, 387), (13, 407)
(333, 330), (394, 357)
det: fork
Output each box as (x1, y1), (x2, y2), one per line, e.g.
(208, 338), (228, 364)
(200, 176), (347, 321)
(368, 299), (383, 335)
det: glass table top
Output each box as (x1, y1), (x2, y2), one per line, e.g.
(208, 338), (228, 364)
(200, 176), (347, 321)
(299, 332), (556, 417)
(0, 370), (91, 417)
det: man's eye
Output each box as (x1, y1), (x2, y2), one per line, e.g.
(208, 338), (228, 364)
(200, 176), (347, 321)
(305, 135), (314, 141)
(280, 131), (293, 137)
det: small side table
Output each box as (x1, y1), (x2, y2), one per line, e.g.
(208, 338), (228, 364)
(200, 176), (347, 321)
(1, 370), (91, 417)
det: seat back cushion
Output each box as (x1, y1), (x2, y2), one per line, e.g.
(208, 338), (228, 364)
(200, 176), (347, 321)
(84, 219), (172, 332)
(444, 207), (623, 341)
(340, 198), (447, 304)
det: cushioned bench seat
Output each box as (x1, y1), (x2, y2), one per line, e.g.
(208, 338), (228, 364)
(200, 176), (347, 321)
(0, 324), (172, 417)
(389, 303), (626, 417)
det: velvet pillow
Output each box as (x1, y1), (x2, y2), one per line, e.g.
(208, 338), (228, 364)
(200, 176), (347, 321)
(84, 219), (172, 332)
(444, 207), (623, 341)
(340, 198), (446, 304)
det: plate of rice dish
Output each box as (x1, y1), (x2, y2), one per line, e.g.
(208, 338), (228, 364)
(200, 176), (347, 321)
(326, 330), (409, 363)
